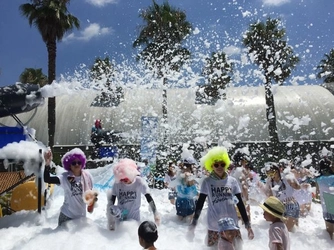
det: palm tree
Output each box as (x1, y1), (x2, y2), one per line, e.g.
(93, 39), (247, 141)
(316, 49), (334, 83)
(19, 0), (80, 148)
(133, 0), (192, 170)
(90, 57), (114, 85)
(19, 68), (48, 86)
(90, 56), (123, 107)
(201, 51), (233, 104)
(243, 18), (299, 159)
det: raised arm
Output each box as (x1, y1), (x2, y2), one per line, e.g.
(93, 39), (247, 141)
(43, 149), (60, 184)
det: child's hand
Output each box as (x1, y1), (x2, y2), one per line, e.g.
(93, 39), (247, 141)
(83, 190), (98, 204)
(110, 205), (122, 218)
(247, 227), (254, 240)
(186, 227), (195, 241)
(83, 190), (99, 213)
(154, 213), (161, 226)
(44, 149), (53, 166)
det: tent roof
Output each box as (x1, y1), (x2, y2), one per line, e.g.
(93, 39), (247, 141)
(0, 85), (333, 146)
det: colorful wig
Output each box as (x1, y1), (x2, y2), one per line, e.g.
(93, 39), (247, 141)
(200, 146), (231, 173)
(113, 158), (140, 183)
(61, 148), (87, 171)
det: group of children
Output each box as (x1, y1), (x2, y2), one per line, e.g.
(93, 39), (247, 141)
(44, 146), (298, 250)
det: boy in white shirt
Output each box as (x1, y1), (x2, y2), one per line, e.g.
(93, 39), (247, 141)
(260, 196), (290, 250)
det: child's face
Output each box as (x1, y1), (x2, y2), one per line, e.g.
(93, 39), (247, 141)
(212, 161), (226, 177)
(182, 164), (193, 173)
(221, 230), (238, 242)
(263, 210), (277, 222)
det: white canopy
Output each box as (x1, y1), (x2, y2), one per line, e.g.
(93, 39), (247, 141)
(1, 85), (333, 146)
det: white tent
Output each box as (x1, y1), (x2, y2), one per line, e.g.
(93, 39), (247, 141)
(1, 85), (334, 146)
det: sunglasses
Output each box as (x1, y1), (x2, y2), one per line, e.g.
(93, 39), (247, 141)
(120, 178), (130, 183)
(71, 161), (82, 166)
(213, 162), (226, 168)
(266, 170), (277, 177)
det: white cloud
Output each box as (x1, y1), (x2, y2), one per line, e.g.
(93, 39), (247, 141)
(64, 23), (113, 42)
(223, 45), (241, 56)
(86, 0), (118, 7)
(262, 0), (290, 6)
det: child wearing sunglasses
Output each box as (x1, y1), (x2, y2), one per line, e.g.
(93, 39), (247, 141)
(107, 158), (160, 230)
(258, 162), (300, 232)
(44, 148), (95, 226)
(189, 147), (254, 247)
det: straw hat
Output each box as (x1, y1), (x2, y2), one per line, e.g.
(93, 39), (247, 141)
(260, 196), (286, 220)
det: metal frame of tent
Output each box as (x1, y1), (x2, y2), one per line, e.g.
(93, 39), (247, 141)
(0, 83), (45, 214)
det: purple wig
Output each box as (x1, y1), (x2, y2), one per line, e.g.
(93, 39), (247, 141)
(61, 148), (86, 171)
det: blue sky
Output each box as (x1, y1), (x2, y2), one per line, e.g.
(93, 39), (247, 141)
(0, 0), (333, 87)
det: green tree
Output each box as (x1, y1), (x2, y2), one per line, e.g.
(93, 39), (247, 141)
(243, 18), (299, 159)
(133, 0), (192, 170)
(199, 51), (233, 104)
(19, 68), (48, 86)
(316, 49), (334, 83)
(90, 57), (123, 107)
(19, 0), (80, 148)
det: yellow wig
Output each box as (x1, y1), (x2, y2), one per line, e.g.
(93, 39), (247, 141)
(201, 146), (231, 173)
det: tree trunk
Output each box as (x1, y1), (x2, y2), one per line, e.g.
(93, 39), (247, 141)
(162, 77), (168, 132)
(264, 78), (280, 160)
(47, 40), (57, 148)
(156, 77), (168, 176)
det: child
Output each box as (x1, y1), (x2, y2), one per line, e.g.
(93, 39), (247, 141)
(218, 217), (243, 250)
(258, 163), (300, 232)
(44, 148), (95, 226)
(107, 159), (160, 230)
(164, 161), (177, 205)
(260, 196), (290, 250)
(174, 158), (198, 221)
(138, 221), (158, 250)
(189, 147), (254, 247)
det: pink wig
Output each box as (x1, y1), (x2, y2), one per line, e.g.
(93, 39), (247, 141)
(61, 148), (87, 171)
(113, 159), (140, 183)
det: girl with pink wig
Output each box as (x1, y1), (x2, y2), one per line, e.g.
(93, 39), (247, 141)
(44, 148), (95, 226)
(107, 158), (160, 230)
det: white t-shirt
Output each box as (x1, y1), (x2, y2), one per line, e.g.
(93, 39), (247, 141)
(111, 176), (150, 221)
(293, 186), (312, 205)
(58, 171), (93, 219)
(268, 221), (290, 250)
(200, 175), (241, 231)
(164, 174), (176, 185)
(270, 177), (295, 201)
